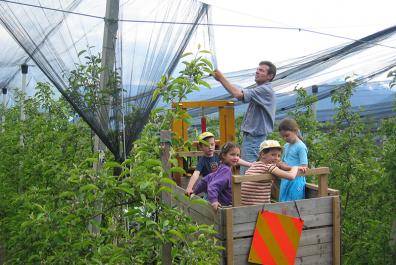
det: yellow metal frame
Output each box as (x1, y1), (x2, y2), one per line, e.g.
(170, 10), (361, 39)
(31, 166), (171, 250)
(171, 100), (236, 146)
(171, 100), (236, 185)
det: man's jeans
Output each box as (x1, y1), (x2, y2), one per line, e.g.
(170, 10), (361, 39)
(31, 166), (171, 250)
(240, 132), (266, 175)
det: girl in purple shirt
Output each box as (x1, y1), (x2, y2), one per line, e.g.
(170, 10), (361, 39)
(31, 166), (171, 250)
(193, 142), (241, 210)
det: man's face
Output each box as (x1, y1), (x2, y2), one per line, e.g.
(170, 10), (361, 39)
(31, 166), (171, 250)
(255, 64), (273, 84)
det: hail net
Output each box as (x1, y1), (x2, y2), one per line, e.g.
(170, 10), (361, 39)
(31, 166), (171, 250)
(0, 0), (395, 161)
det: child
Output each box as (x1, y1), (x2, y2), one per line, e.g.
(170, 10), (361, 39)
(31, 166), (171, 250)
(185, 132), (220, 196)
(278, 118), (308, 202)
(192, 142), (241, 210)
(241, 140), (306, 205)
(186, 132), (250, 196)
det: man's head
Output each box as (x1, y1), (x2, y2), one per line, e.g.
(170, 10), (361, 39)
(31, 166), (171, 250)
(198, 131), (216, 157)
(255, 61), (276, 84)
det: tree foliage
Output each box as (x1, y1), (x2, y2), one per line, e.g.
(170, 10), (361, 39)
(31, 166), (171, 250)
(286, 78), (396, 264)
(0, 48), (221, 264)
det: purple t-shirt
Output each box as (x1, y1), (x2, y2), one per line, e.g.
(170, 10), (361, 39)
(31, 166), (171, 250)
(193, 163), (232, 206)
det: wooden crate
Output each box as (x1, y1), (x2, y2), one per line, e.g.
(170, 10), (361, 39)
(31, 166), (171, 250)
(168, 184), (340, 265)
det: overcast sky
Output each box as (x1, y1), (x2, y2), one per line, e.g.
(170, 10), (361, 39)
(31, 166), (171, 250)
(200, 0), (396, 73)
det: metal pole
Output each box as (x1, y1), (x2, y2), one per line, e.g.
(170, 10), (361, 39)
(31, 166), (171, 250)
(312, 85), (318, 120)
(2, 88), (6, 132)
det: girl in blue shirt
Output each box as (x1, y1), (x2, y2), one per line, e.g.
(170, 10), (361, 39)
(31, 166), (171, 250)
(278, 118), (308, 202)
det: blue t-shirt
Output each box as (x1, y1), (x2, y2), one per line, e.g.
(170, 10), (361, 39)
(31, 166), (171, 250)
(196, 155), (220, 177)
(280, 140), (308, 202)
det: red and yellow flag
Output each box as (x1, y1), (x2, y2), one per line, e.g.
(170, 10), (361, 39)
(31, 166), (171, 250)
(248, 211), (304, 265)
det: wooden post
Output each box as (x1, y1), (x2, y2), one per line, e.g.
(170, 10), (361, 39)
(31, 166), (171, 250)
(225, 208), (234, 265)
(231, 176), (241, 207)
(332, 196), (341, 265)
(160, 130), (172, 265)
(1, 88), (6, 133)
(0, 244), (5, 265)
(318, 174), (329, 197)
(312, 85), (318, 120)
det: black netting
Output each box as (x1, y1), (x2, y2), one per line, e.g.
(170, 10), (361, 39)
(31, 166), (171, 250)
(0, 0), (395, 161)
(0, 0), (212, 161)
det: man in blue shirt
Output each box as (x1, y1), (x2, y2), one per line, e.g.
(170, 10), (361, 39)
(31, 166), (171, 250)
(213, 61), (277, 174)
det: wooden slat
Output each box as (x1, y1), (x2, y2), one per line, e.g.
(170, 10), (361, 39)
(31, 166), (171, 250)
(170, 185), (220, 225)
(233, 174), (274, 184)
(233, 251), (332, 265)
(232, 227), (333, 256)
(172, 100), (235, 108)
(332, 196), (341, 265)
(232, 197), (334, 224)
(233, 167), (330, 184)
(225, 208), (234, 265)
(306, 183), (340, 196)
(295, 254), (332, 265)
(297, 242), (332, 257)
(175, 150), (220, 157)
(232, 212), (333, 239)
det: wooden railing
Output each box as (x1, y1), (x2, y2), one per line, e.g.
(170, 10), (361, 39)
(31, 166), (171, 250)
(232, 167), (331, 207)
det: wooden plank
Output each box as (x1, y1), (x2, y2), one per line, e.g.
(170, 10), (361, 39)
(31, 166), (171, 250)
(233, 252), (332, 265)
(297, 242), (332, 257)
(232, 212), (333, 239)
(232, 182), (242, 207)
(318, 174), (329, 197)
(332, 196), (341, 265)
(233, 167), (330, 184)
(306, 183), (340, 197)
(176, 150), (220, 157)
(172, 100), (235, 108)
(171, 185), (219, 225)
(233, 174), (274, 184)
(232, 227), (333, 256)
(232, 197), (334, 224)
(225, 208), (234, 265)
(295, 254), (332, 265)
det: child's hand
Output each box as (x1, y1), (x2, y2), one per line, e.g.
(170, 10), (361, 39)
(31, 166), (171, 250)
(185, 187), (193, 196)
(211, 201), (221, 210)
(298, 166), (308, 173)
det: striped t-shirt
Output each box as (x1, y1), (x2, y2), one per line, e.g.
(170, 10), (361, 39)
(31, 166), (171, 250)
(241, 161), (276, 205)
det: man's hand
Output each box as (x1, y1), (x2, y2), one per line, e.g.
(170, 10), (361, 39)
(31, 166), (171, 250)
(213, 69), (225, 82)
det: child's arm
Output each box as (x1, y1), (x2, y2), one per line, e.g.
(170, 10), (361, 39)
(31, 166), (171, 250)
(192, 175), (207, 195)
(237, 158), (252, 168)
(276, 161), (292, 171)
(186, 170), (201, 195)
(207, 167), (229, 210)
(271, 165), (299, 180)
